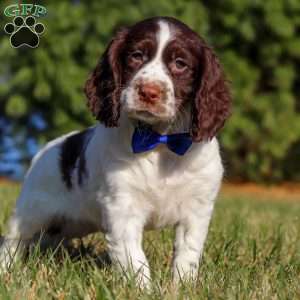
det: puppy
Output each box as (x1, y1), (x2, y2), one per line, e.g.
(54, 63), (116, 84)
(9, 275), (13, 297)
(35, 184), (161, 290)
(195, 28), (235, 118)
(0, 16), (231, 286)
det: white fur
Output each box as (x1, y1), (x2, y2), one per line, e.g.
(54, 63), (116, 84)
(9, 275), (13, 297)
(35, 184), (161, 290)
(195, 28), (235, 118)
(0, 21), (224, 287)
(0, 118), (223, 285)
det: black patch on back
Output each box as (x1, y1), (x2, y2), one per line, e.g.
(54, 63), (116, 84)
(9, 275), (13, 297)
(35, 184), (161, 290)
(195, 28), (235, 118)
(60, 128), (93, 189)
(78, 151), (87, 186)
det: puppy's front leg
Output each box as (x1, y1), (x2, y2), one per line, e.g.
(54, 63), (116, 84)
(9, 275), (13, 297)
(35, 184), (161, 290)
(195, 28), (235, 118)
(172, 203), (214, 283)
(105, 212), (150, 288)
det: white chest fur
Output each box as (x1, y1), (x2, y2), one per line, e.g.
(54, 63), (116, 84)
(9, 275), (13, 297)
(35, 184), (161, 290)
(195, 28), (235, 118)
(94, 136), (223, 230)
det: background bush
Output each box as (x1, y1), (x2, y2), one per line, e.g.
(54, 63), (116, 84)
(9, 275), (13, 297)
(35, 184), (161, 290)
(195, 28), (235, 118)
(0, 0), (300, 182)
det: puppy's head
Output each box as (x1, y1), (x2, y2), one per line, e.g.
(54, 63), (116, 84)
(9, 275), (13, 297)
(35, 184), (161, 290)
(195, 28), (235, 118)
(84, 17), (231, 141)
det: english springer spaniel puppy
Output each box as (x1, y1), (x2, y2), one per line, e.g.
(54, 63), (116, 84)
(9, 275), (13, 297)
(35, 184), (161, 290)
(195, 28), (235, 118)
(0, 16), (231, 286)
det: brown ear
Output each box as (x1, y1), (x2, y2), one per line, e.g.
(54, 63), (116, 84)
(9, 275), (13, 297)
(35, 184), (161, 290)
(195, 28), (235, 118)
(84, 28), (129, 127)
(191, 45), (231, 142)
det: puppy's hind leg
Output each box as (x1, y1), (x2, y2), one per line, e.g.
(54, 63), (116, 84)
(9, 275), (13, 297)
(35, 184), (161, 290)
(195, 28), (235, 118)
(0, 213), (42, 272)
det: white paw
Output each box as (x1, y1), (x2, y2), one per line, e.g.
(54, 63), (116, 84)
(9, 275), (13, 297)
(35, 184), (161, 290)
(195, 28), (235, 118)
(0, 248), (11, 273)
(135, 268), (151, 290)
(0, 239), (21, 273)
(172, 259), (199, 283)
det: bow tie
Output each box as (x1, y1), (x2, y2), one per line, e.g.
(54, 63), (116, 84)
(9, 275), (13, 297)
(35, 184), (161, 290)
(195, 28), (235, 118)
(132, 126), (192, 156)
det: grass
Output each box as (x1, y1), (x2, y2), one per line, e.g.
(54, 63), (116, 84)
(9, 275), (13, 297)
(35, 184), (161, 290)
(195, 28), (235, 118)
(0, 182), (299, 299)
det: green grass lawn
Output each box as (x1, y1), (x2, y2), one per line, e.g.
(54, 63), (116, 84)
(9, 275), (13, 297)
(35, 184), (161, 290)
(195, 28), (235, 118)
(0, 183), (299, 299)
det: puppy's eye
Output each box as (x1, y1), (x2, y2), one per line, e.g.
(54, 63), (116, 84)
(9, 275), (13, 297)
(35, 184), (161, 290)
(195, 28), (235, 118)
(169, 57), (189, 75)
(175, 58), (187, 70)
(130, 50), (144, 62)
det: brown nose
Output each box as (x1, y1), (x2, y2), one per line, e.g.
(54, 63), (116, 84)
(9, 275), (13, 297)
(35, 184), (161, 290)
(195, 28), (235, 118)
(138, 83), (161, 104)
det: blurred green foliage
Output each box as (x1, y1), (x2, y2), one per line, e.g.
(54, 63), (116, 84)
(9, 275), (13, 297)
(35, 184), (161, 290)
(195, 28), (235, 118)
(0, 0), (300, 182)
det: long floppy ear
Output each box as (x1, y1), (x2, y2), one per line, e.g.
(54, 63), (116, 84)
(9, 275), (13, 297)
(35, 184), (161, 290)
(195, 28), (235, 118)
(191, 45), (231, 142)
(84, 27), (129, 127)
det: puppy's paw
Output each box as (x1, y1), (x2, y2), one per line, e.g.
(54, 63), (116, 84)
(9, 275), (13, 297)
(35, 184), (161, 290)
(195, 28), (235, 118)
(172, 259), (199, 284)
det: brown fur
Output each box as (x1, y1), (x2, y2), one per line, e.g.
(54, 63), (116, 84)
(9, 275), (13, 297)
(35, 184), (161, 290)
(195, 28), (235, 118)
(191, 44), (231, 141)
(84, 17), (231, 142)
(84, 28), (129, 127)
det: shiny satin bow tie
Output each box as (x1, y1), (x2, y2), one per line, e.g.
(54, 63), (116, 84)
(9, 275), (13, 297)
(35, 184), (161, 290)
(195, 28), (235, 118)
(132, 126), (192, 156)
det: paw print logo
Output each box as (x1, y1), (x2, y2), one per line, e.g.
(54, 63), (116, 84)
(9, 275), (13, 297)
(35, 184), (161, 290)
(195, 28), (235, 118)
(4, 16), (45, 48)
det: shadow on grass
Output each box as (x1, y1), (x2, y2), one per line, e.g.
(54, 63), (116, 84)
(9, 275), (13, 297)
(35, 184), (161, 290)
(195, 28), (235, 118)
(1, 234), (112, 271)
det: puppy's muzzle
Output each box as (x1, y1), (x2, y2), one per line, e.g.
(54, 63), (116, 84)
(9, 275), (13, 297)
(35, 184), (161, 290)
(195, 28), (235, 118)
(137, 82), (164, 105)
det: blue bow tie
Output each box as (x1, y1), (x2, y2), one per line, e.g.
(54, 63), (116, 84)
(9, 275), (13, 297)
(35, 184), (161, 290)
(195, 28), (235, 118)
(132, 127), (192, 156)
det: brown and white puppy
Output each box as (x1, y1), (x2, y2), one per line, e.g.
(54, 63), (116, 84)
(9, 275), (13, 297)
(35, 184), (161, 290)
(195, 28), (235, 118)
(0, 17), (231, 287)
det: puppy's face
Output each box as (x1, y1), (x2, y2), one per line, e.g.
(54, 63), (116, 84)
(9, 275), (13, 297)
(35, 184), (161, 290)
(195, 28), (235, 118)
(85, 17), (231, 141)
(120, 20), (200, 124)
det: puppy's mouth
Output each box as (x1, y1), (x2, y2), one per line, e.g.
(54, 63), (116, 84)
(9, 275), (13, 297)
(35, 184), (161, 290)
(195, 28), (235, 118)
(128, 109), (172, 124)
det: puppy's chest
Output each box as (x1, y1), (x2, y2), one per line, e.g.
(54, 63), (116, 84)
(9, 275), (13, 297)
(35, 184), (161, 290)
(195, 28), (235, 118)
(135, 152), (189, 191)
(126, 153), (198, 226)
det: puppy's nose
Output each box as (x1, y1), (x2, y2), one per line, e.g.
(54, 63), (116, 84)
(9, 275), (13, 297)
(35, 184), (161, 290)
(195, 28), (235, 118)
(138, 83), (161, 104)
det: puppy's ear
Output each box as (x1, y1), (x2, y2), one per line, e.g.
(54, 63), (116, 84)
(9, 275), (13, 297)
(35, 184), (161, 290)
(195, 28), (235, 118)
(84, 27), (129, 127)
(191, 45), (231, 142)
